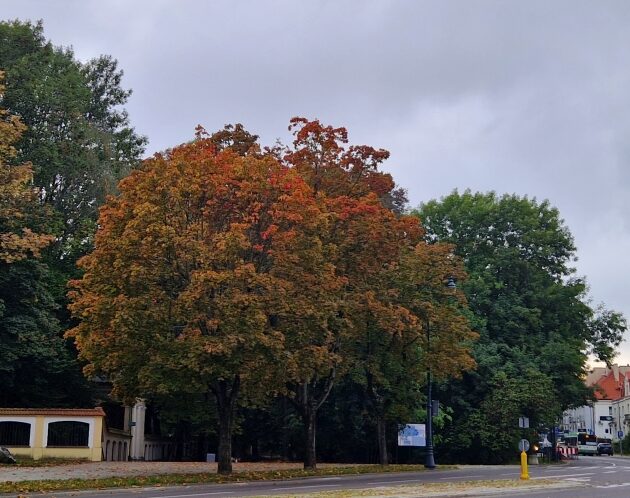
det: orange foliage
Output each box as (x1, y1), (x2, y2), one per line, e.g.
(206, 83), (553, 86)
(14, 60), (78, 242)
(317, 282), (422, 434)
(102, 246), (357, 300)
(68, 119), (478, 471)
(67, 137), (342, 401)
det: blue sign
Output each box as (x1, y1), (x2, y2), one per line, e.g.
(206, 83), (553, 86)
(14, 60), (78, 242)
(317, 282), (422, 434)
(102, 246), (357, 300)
(398, 424), (426, 447)
(619, 431), (624, 439)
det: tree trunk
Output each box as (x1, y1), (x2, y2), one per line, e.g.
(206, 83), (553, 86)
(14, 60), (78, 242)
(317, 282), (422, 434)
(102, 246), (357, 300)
(213, 376), (240, 475)
(281, 397), (289, 461)
(291, 373), (336, 471)
(376, 414), (388, 465)
(366, 372), (389, 466)
(304, 405), (317, 470)
(217, 407), (233, 474)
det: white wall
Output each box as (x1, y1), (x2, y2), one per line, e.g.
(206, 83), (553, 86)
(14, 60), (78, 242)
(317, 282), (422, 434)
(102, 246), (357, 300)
(563, 400), (613, 439)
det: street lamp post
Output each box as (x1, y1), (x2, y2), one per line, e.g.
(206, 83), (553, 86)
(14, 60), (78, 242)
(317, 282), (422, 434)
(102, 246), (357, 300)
(425, 317), (436, 469)
(425, 276), (457, 470)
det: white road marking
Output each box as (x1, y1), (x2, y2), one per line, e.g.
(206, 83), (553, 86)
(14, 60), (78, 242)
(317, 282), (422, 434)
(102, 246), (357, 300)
(596, 482), (630, 488)
(545, 466), (599, 471)
(604, 470), (617, 473)
(439, 475), (486, 480)
(532, 472), (595, 479)
(271, 484), (336, 491)
(151, 493), (234, 498)
(366, 479), (421, 485)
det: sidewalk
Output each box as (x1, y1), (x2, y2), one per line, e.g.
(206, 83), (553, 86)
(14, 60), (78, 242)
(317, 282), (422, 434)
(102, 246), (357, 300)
(0, 461), (360, 482)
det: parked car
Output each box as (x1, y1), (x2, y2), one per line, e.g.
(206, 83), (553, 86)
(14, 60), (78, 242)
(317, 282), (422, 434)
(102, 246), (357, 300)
(597, 442), (613, 455)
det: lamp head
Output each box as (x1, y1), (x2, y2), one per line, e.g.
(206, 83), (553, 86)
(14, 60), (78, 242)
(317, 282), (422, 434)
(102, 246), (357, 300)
(446, 276), (457, 289)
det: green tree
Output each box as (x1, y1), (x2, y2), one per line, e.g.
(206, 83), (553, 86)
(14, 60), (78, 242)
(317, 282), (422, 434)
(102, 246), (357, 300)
(0, 77), (90, 406)
(462, 370), (559, 464)
(0, 20), (146, 264)
(0, 21), (144, 408)
(414, 190), (626, 463)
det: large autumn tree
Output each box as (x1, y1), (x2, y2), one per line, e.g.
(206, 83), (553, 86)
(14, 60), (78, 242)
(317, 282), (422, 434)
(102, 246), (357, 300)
(69, 119), (478, 471)
(281, 118), (476, 468)
(68, 132), (341, 473)
(414, 190), (626, 463)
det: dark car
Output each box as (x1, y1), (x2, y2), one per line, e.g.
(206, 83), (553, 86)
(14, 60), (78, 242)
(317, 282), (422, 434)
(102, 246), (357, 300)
(597, 442), (613, 455)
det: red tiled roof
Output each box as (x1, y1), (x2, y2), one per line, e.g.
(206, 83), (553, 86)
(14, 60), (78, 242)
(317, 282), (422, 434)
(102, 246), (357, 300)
(0, 408), (105, 417)
(594, 372), (623, 400)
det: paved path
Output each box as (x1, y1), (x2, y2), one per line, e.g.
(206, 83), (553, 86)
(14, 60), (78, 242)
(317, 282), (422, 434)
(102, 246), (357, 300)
(0, 461), (354, 483)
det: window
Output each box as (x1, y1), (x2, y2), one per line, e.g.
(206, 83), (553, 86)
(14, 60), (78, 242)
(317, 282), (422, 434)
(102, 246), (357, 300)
(47, 421), (89, 447)
(0, 421), (30, 446)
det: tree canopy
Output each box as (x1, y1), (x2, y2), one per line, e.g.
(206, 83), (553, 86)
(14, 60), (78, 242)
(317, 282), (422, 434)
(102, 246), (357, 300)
(0, 19), (146, 264)
(0, 75), (90, 407)
(69, 121), (476, 472)
(414, 190), (626, 463)
(0, 19), (145, 409)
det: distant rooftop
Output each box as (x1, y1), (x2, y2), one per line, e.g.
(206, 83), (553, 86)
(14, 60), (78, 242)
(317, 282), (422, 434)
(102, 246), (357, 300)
(0, 408), (105, 417)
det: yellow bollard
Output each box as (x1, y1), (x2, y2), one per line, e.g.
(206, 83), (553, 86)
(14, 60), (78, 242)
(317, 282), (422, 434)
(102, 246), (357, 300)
(520, 450), (529, 480)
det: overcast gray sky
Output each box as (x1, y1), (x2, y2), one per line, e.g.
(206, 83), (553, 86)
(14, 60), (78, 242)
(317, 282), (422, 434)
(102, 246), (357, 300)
(5, 0), (630, 364)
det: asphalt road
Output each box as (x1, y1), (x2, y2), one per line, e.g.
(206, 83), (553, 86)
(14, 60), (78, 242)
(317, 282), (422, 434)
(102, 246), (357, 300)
(6, 455), (630, 497)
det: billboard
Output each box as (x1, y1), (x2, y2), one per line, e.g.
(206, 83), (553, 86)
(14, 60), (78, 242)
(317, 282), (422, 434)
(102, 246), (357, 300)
(397, 423), (426, 447)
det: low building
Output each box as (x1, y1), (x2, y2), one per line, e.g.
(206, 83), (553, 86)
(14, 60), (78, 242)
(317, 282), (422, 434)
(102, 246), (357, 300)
(563, 400), (614, 439)
(101, 400), (175, 461)
(562, 364), (630, 441)
(611, 372), (630, 440)
(0, 407), (104, 461)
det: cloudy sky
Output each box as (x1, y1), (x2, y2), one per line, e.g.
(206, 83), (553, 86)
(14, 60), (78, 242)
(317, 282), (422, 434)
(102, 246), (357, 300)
(5, 0), (630, 364)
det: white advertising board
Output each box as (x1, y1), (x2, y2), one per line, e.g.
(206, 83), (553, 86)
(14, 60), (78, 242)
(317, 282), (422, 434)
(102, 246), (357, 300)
(397, 423), (426, 447)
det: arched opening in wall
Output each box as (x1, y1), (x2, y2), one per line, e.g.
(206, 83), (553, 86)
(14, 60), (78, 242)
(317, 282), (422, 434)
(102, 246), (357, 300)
(105, 440), (110, 461)
(47, 421), (89, 447)
(123, 442), (128, 461)
(0, 421), (31, 446)
(112, 441), (118, 461)
(118, 442), (122, 461)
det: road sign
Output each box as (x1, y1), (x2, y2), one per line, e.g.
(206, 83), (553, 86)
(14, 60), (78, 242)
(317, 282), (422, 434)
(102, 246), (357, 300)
(432, 400), (440, 417)
(397, 424), (426, 447)
(619, 431), (624, 439)
(518, 439), (530, 452)
(518, 416), (529, 429)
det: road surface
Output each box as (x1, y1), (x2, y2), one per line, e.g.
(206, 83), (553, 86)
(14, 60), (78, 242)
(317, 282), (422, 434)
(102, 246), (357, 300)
(6, 455), (630, 497)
